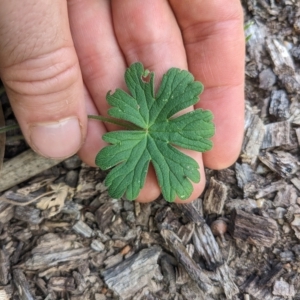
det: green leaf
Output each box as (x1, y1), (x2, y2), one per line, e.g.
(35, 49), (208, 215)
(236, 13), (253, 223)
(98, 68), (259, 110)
(96, 62), (215, 202)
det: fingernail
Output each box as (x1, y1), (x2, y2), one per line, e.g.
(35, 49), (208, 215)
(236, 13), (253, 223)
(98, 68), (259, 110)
(30, 117), (82, 159)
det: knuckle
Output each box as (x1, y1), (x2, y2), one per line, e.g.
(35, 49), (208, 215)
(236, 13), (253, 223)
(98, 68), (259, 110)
(1, 47), (80, 99)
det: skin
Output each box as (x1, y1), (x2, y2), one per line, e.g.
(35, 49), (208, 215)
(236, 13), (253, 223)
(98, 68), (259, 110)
(0, 0), (245, 203)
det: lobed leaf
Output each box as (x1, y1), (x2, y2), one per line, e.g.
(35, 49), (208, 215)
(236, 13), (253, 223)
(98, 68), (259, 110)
(96, 62), (215, 202)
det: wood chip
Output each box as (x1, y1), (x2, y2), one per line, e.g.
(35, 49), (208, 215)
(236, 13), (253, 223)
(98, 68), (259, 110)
(160, 229), (213, 294)
(0, 150), (63, 193)
(242, 113), (265, 164)
(203, 177), (228, 215)
(13, 269), (34, 300)
(291, 177), (300, 191)
(266, 38), (295, 75)
(0, 249), (9, 285)
(273, 279), (295, 297)
(261, 121), (291, 149)
(258, 150), (299, 177)
(241, 264), (284, 300)
(229, 209), (278, 247)
(255, 179), (286, 199)
(273, 184), (298, 207)
(101, 246), (162, 300)
(72, 220), (93, 238)
(269, 90), (290, 120)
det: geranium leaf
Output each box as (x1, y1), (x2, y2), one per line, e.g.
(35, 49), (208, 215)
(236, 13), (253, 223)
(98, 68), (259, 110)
(96, 62), (215, 202)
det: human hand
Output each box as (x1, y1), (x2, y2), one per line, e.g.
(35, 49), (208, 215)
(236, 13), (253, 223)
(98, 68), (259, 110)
(0, 0), (245, 203)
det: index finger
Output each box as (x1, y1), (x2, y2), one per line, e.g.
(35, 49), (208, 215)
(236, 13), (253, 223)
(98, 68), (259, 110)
(169, 0), (245, 169)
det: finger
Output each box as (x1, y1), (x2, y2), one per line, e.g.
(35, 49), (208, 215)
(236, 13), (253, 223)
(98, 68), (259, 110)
(67, 0), (128, 164)
(112, 0), (206, 203)
(169, 0), (245, 169)
(0, 0), (87, 159)
(77, 85), (108, 167)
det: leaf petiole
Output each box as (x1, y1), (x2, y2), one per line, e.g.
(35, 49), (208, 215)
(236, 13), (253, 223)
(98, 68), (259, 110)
(88, 115), (140, 130)
(0, 115), (139, 135)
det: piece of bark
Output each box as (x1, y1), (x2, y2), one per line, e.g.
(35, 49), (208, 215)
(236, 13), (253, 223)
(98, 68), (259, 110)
(280, 74), (300, 93)
(72, 220), (93, 238)
(110, 215), (130, 237)
(193, 224), (223, 270)
(11, 242), (24, 264)
(48, 277), (76, 292)
(103, 253), (123, 269)
(225, 198), (257, 214)
(265, 38), (295, 75)
(155, 206), (182, 233)
(241, 264), (284, 300)
(13, 269), (34, 300)
(273, 279), (295, 297)
(269, 90), (290, 120)
(296, 128), (300, 145)
(177, 222), (195, 245)
(245, 20), (267, 70)
(216, 264), (239, 299)
(175, 265), (190, 285)
(35, 278), (48, 296)
(203, 177), (228, 215)
(180, 280), (214, 300)
(235, 163), (256, 189)
(95, 200), (122, 234)
(261, 121), (291, 149)
(0, 249), (9, 285)
(101, 246), (161, 300)
(258, 150), (299, 178)
(90, 240), (105, 252)
(291, 177), (300, 191)
(0, 150), (63, 193)
(255, 179), (286, 199)
(72, 270), (88, 295)
(17, 176), (56, 196)
(229, 209), (278, 247)
(3, 190), (37, 206)
(0, 289), (9, 300)
(74, 163), (106, 200)
(140, 231), (164, 246)
(22, 233), (90, 270)
(136, 203), (151, 227)
(160, 255), (176, 295)
(0, 202), (14, 223)
(24, 247), (90, 270)
(14, 206), (43, 225)
(193, 225), (239, 298)
(160, 229), (213, 294)
(174, 200), (239, 297)
(215, 168), (237, 185)
(288, 205), (300, 240)
(273, 184), (298, 207)
(174, 202), (205, 225)
(242, 113), (265, 164)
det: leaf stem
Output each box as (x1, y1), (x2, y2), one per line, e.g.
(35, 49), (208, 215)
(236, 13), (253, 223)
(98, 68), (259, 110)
(88, 115), (140, 130)
(0, 114), (140, 135)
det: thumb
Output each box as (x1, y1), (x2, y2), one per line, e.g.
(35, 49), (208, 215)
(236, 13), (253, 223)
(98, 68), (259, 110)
(0, 0), (86, 159)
